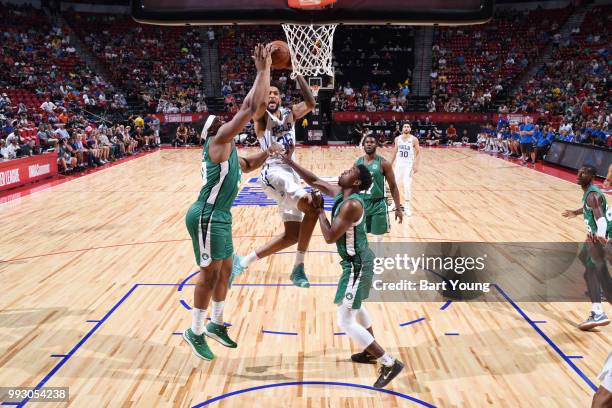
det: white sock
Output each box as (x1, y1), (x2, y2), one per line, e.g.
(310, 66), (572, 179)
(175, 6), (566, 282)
(592, 303), (603, 315)
(191, 307), (207, 335)
(240, 251), (259, 268)
(378, 352), (395, 367)
(211, 301), (225, 325)
(294, 251), (305, 267)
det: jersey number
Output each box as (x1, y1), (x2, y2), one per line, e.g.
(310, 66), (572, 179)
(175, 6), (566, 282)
(276, 133), (292, 151)
(399, 150), (410, 158)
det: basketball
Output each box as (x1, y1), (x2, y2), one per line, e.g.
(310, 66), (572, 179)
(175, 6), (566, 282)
(269, 40), (291, 70)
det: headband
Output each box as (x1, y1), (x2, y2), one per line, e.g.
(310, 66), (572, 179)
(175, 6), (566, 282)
(201, 115), (217, 140)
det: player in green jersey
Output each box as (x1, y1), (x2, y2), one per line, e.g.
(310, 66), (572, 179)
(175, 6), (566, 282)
(355, 134), (403, 241)
(563, 165), (612, 331)
(278, 145), (405, 389)
(183, 44), (280, 361)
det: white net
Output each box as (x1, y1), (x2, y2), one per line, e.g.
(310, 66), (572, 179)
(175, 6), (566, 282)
(281, 23), (337, 79)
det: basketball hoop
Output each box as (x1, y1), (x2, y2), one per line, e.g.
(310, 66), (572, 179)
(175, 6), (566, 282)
(281, 23), (337, 79)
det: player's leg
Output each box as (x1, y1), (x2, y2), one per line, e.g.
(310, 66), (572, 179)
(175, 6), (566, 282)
(368, 199), (389, 243)
(402, 166), (413, 216)
(335, 251), (404, 388)
(236, 170), (317, 287)
(204, 255), (238, 348)
(183, 203), (224, 360)
(183, 261), (221, 361)
(592, 352), (612, 408)
(579, 242), (611, 330)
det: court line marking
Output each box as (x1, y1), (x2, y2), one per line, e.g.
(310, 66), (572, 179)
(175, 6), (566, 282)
(440, 300), (452, 311)
(4, 282), (598, 406)
(493, 284), (598, 392)
(262, 330), (298, 336)
(191, 381), (436, 408)
(399, 317), (426, 327)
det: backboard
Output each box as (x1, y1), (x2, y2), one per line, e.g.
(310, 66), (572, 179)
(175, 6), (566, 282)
(132, 0), (494, 26)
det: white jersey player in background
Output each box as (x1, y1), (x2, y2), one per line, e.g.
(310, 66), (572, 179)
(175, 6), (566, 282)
(390, 123), (420, 217)
(233, 76), (319, 288)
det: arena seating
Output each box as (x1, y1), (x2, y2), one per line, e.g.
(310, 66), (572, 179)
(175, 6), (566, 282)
(430, 6), (573, 112)
(65, 12), (206, 113)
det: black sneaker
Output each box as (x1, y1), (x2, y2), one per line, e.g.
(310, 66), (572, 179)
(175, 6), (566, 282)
(351, 350), (377, 364)
(373, 360), (405, 388)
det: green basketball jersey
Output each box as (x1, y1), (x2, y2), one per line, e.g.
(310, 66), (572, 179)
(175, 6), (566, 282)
(196, 139), (242, 212)
(332, 193), (369, 259)
(356, 155), (385, 200)
(582, 184), (612, 238)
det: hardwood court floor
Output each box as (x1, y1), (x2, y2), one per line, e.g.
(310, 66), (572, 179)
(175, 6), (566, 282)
(0, 147), (609, 407)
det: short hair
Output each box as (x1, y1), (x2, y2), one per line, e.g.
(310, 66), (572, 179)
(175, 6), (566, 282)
(364, 134), (378, 143)
(582, 164), (597, 177)
(270, 81), (282, 92)
(356, 164), (373, 192)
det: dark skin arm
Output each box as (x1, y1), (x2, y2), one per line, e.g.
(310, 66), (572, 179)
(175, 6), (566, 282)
(291, 75), (316, 120)
(381, 158), (403, 223)
(279, 143), (341, 197)
(318, 199), (364, 244)
(239, 144), (282, 173)
(587, 192), (608, 243)
(209, 44), (271, 162)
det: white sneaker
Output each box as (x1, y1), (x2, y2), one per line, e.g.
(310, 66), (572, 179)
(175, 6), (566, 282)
(578, 312), (610, 331)
(404, 205), (412, 217)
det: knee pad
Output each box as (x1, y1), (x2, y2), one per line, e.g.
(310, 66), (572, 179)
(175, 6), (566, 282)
(337, 305), (375, 349)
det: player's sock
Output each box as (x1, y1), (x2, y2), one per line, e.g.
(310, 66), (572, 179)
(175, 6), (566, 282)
(592, 303), (603, 315)
(211, 301), (224, 325)
(191, 307), (207, 335)
(294, 250), (305, 267)
(377, 352), (395, 367)
(375, 235), (384, 243)
(240, 251), (259, 268)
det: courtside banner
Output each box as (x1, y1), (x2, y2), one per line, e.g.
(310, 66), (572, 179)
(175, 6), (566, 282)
(366, 242), (612, 302)
(0, 153), (58, 192)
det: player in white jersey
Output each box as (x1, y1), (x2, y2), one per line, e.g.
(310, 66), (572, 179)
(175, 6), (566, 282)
(390, 123), (420, 217)
(593, 351), (612, 407)
(233, 76), (319, 288)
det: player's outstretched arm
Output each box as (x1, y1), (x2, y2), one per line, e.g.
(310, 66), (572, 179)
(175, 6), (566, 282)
(318, 199), (362, 244)
(239, 143), (282, 173)
(381, 159), (403, 223)
(291, 75), (316, 120)
(278, 144), (341, 197)
(215, 44), (271, 144)
(562, 208), (583, 218)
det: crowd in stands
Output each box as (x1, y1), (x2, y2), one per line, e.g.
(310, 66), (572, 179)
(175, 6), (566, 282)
(429, 6), (573, 113)
(66, 12), (206, 113)
(0, 3), (127, 120)
(479, 114), (611, 166)
(508, 5), (610, 146)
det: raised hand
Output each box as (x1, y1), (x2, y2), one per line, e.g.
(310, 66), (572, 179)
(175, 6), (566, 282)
(252, 43), (271, 72)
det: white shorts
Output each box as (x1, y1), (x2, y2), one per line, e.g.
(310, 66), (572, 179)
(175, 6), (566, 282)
(260, 165), (307, 222)
(600, 351), (612, 392)
(394, 164), (413, 183)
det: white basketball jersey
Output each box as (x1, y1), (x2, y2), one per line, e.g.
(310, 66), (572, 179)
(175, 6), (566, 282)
(261, 107), (296, 167)
(395, 135), (415, 168)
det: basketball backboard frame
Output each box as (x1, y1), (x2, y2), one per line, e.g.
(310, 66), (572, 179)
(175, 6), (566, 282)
(131, 0), (495, 26)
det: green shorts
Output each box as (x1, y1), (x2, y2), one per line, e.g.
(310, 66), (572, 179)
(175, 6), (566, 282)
(364, 198), (389, 235)
(334, 248), (375, 309)
(185, 201), (233, 267)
